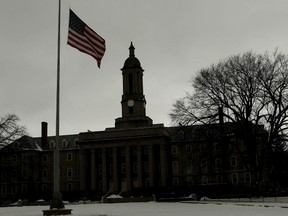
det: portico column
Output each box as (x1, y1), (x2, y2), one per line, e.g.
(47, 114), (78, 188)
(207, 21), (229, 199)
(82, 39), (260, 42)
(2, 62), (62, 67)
(91, 149), (96, 190)
(137, 146), (143, 188)
(112, 147), (119, 192)
(160, 144), (168, 186)
(79, 150), (86, 191)
(148, 145), (155, 187)
(126, 147), (132, 192)
(102, 149), (108, 193)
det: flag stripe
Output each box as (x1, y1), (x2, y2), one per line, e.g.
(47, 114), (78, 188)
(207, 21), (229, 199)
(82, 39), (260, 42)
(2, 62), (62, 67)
(85, 27), (105, 49)
(67, 9), (105, 68)
(68, 35), (101, 62)
(68, 29), (100, 59)
(84, 28), (105, 54)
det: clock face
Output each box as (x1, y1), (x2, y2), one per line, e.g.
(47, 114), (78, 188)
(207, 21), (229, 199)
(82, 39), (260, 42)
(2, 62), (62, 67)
(127, 99), (134, 107)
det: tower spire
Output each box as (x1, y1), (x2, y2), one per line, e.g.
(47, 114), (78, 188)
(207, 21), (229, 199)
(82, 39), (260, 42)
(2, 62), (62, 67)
(129, 42), (135, 57)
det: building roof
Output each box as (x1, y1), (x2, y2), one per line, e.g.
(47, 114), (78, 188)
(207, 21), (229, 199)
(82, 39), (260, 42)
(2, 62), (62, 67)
(0, 135), (42, 152)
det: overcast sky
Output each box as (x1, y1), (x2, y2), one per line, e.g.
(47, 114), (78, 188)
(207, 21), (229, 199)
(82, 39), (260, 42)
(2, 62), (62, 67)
(1, 0), (288, 137)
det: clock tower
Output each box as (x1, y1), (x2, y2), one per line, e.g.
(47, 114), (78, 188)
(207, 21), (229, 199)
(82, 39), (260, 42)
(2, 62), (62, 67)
(115, 42), (153, 129)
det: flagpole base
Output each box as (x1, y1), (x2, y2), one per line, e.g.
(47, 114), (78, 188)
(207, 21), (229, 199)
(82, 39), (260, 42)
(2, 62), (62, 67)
(42, 192), (72, 215)
(50, 191), (65, 209)
(43, 209), (72, 216)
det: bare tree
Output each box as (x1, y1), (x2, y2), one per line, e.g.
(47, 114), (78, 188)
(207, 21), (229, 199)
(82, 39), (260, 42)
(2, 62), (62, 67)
(0, 114), (27, 147)
(170, 50), (288, 194)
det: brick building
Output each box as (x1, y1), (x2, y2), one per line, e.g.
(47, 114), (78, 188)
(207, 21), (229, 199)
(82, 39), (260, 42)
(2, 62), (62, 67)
(0, 43), (268, 204)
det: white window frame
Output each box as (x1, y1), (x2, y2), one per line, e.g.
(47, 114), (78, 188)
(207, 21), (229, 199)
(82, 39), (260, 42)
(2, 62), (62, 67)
(121, 163), (126, 174)
(171, 146), (178, 154)
(230, 156), (237, 167)
(232, 173), (238, 183)
(67, 168), (73, 181)
(62, 139), (69, 148)
(67, 153), (73, 161)
(245, 172), (251, 183)
(201, 176), (208, 185)
(172, 161), (179, 174)
(49, 140), (55, 149)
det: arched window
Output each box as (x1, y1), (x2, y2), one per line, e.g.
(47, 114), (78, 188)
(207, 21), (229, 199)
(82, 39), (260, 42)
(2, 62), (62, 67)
(49, 140), (55, 149)
(128, 73), (133, 93)
(62, 139), (69, 148)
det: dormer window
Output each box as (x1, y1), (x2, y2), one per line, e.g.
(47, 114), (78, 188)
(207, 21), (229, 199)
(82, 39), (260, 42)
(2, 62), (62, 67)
(62, 139), (69, 148)
(49, 140), (55, 149)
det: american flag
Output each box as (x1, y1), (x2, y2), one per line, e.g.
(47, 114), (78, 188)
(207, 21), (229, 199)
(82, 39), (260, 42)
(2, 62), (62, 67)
(67, 9), (106, 68)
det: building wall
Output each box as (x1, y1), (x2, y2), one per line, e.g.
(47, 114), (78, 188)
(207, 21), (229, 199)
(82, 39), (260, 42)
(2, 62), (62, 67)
(0, 123), (268, 204)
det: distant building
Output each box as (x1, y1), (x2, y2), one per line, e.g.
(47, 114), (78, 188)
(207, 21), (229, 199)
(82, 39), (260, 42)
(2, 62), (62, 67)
(0, 43), (269, 204)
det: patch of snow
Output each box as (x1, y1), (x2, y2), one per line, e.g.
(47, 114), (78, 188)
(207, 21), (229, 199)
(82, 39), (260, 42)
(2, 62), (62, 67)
(1, 200), (288, 216)
(106, 194), (123, 199)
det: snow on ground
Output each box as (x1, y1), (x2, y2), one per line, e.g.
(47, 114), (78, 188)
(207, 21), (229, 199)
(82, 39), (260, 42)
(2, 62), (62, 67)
(1, 201), (288, 216)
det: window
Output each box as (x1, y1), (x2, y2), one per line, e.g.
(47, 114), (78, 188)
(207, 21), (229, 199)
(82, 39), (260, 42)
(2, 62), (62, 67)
(133, 163), (138, 173)
(109, 164), (113, 174)
(128, 73), (133, 93)
(245, 172), (251, 183)
(67, 168), (73, 180)
(215, 158), (221, 169)
(42, 184), (48, 192)
(11, 154), (17, 163)
(121, 163), (126, 174)
(144, 146), (149, 155)
(67, 183), (73, 191)
(214, 142), (220, 151)
(129, 107), (134, 114)
(11, 185), (17, 194)
(232, 173), (238, 183)
(200, 144), (206, 152)
(145, 178), (150, 187)
(98, 150), (102, 158)
(67, 153), (73, 161)
(171, 146), (178, 155)
(42, 168), (48, 180)
(49, 140), (55, 149)
(230, 156), (237, 167)
(98, 165), (102, 175)
(1, 171), (6, 180)
(1, 185), (7, 195)
(186, 160), (192, 169)
(12, 170), (17, 181)
(62, 139), (69, 148)
(132, 147), (138, 156)
(201, 176), (208, 185)
(42, 155), (48, 162)
(21, 184), (27, 193)
(186, 145), (192, 153)
(201, 159), (207, 171)
(21, 154), (28, 162)
(144, 162), (149, 173)
(173, 177), (180, 186)
(172, 161), (179, 174)
(216, 175), (223, 184)
(22, 169), (27, 179)
(133, 178), (138, 187)
(187, 177), (193, 186)
(74, 138), (79, 147)
(121, 148), (126, 157)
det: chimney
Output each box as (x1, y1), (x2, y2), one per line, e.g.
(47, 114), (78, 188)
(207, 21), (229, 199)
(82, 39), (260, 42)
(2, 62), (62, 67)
(41, 122), (48, 147)
(218, 107), (224, 126)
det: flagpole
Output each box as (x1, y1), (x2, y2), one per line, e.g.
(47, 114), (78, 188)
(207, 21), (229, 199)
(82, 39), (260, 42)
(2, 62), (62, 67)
(55, 0), (61, 194)
(49, 0), (64, 209)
